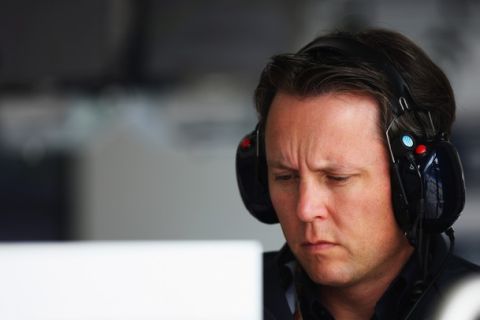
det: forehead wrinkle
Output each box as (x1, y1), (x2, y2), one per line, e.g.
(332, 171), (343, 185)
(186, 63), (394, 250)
(268, 129), (300, 170)
(270, 132), (356, 173)
(302, 136), (362, 173)
(307, 129), (386, 172)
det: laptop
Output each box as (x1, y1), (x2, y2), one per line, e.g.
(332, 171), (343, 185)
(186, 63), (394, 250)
(0, 241), (262, 320)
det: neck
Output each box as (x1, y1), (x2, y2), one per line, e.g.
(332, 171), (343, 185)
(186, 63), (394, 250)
(319, 246), (414, 320)
(319, 280), (389, 320)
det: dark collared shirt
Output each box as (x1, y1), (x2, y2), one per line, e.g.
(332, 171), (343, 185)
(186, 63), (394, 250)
(264, 235), (479, 320)
(292, 252), (421, 319)
(277, 235), (447, 320)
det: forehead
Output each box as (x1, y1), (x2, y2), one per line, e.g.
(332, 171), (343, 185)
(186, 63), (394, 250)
(265, 91), (382, 135)
(264, 92), (386, 167)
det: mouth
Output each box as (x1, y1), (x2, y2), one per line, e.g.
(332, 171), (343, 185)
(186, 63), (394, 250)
(301, 240), (337, 251)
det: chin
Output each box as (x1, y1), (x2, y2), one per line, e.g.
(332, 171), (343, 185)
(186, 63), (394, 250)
(299, 256), (355, 287)
(306, 269), (353, 287)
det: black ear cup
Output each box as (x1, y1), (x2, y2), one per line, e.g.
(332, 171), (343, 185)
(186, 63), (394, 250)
(391, 136), (465, 234)
(235, 130), (278, 224)
(420, 140), (465, 233)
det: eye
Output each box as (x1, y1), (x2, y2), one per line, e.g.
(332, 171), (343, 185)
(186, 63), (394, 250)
(274, 174), (294, 181)
(327, 175), (350, 183)
(272, 171), (300, 183)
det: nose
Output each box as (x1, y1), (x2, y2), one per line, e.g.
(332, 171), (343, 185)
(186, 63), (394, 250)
(296, 178), (328, 222)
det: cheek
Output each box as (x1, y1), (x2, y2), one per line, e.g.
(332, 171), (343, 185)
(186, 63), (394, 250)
(335, 176), (397, 235)
(269, 177), (295, 212)
(270, 188), (294, 221)
(269, 187), (301, 236)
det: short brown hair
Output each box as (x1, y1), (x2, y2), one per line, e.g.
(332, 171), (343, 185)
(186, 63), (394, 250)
(254, 28), (456, 141)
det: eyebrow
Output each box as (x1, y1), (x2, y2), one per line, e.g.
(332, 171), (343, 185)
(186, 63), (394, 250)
(266, 159), (361, 173)
(266, 159), (295, 170)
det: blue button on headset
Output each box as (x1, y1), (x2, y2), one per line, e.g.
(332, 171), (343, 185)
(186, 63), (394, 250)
(401, 135), (414, 148)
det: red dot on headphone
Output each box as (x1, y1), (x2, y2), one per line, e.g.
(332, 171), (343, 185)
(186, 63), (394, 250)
(240, 137), (252, 149)
(415, 144), (427, 155)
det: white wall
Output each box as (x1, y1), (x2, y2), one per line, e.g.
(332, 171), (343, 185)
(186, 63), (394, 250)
(75, 123), (284, 251)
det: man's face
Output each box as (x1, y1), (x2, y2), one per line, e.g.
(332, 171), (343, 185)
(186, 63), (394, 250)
(265, 92), (413, 288)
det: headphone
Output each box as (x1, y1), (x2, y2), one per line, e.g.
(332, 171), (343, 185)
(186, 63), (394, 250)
(235, 37), (465, 238)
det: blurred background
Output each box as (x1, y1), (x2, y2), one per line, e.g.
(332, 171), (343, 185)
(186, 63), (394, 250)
(0, 0), (478, 262)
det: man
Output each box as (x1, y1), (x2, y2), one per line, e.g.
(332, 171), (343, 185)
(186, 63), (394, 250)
(236, 29), (479, 319)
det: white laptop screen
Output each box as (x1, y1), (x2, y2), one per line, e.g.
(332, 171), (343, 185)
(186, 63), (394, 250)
(0, 241), (262, 320)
